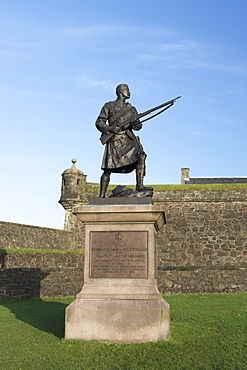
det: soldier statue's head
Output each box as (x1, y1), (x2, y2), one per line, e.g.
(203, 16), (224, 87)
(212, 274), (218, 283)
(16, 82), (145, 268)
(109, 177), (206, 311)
(116, 84), (130, 100)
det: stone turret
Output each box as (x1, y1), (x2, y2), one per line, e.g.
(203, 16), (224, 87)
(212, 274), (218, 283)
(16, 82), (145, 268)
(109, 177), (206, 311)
(59, 159), (87, 230)
(181, 168), (190, 184)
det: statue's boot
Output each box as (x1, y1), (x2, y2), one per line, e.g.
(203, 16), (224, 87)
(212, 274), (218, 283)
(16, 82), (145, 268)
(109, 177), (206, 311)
(99, 173), (110, 198)
(135, 152), (152, 192)
(135, 170), (153, 192)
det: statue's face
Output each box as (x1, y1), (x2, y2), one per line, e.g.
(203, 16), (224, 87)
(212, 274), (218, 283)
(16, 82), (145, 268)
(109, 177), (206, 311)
(120, 85), (130, 99)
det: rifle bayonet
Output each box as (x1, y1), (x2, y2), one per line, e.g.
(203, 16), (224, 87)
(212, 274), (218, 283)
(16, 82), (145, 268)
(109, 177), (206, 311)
(100, 96), (181, 145)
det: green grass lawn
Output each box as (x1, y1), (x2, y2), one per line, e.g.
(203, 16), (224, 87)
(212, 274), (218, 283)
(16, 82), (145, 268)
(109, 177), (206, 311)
(0, 293), (246, 370)
(87, 183), (247, 192)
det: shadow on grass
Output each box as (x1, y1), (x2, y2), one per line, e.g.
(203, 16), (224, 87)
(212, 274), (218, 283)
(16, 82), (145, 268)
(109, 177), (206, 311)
(1, 298), (70, 338)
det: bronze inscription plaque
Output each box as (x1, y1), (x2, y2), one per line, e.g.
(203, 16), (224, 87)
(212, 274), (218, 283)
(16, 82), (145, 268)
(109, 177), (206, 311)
(90, 231), (148, 278)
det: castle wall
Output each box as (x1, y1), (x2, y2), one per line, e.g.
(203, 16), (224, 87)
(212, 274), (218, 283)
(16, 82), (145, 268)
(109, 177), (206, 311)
(0, 221), (84, 298)
(153, 190), (247, 293)
(0, 220), (84, 251)
(1, 188), (246, 298)
(1, 251), (84, 298)
(185, 177), (247, 184)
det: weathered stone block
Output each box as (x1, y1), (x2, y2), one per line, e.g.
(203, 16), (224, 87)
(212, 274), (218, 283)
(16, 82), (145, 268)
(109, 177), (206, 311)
(65, 204), (170, 343)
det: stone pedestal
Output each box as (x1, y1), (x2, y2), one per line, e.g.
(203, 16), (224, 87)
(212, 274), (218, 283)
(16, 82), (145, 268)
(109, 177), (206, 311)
(65, 204), (170, 343)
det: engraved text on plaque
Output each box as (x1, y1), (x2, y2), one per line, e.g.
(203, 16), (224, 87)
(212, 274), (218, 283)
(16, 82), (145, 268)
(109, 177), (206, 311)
(90, 231), (148, 278)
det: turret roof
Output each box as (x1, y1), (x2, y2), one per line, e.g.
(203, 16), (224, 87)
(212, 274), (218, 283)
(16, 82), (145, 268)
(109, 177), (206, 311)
(62, 159), (84, 175)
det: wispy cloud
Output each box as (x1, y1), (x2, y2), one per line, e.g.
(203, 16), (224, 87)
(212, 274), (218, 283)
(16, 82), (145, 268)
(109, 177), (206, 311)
(55, 23), (175, 39)
(189, 61), (247, 74)
(132, 45), (247, 75)
(0, 85), (75, 100)
(74, 75), (115, 91)
(1, 15), (246, 93)
(55, 24), (119, 37)
(0, 153), (47, 167)
(191, 131), (205, 137)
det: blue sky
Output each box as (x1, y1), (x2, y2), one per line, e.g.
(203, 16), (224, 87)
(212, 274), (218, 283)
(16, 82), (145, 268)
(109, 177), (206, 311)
(0, 0), (247, 229)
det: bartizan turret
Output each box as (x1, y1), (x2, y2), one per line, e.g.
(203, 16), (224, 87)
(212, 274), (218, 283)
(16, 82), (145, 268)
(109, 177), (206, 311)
(59, 159), (87, 230)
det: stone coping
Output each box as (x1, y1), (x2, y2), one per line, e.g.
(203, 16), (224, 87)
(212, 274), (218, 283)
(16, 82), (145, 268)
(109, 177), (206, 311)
(88, 197), (153, 205)
(73, 205), (166, 230)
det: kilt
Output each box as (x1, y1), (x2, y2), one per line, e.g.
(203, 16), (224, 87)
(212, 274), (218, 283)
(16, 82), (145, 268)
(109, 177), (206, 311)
(101, 131), (143, 173)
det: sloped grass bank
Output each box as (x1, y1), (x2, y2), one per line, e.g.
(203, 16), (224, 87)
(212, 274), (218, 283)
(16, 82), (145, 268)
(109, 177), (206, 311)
(87, 183), (247, 192)
(0, 293), (246, 370)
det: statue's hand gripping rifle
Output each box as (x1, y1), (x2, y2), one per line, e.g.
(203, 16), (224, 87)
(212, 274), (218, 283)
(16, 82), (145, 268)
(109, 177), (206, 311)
(100, 96), (181, 145)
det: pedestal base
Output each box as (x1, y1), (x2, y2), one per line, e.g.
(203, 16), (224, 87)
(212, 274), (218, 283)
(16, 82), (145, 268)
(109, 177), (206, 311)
(65, 204), (170, 343)
(65, 297), (170, 343)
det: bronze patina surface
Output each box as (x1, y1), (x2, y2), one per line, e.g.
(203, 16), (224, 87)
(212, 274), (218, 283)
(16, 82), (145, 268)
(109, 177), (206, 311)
(90, 231), (148, 278)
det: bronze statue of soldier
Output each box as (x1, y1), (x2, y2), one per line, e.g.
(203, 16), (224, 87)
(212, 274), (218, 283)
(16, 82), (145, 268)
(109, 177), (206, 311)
(95, 84), (147, 198)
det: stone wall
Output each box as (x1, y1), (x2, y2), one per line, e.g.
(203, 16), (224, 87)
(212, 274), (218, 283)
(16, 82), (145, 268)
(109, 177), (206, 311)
(0, 251), (84, 298)
(1, 188), (247, 298)
(0, 221), (85, 298)
(181, 168), (247, 184)
(154, 189), (247, 294)
(185, 177), (247, 184)
(0, 221), (83, 251)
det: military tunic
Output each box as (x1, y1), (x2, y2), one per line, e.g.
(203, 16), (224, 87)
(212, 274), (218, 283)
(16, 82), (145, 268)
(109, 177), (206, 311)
(95, 99), (144, 173)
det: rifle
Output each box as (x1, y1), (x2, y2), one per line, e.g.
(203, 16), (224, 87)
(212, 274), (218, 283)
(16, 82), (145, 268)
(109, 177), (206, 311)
(100, 96), (181, 145)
